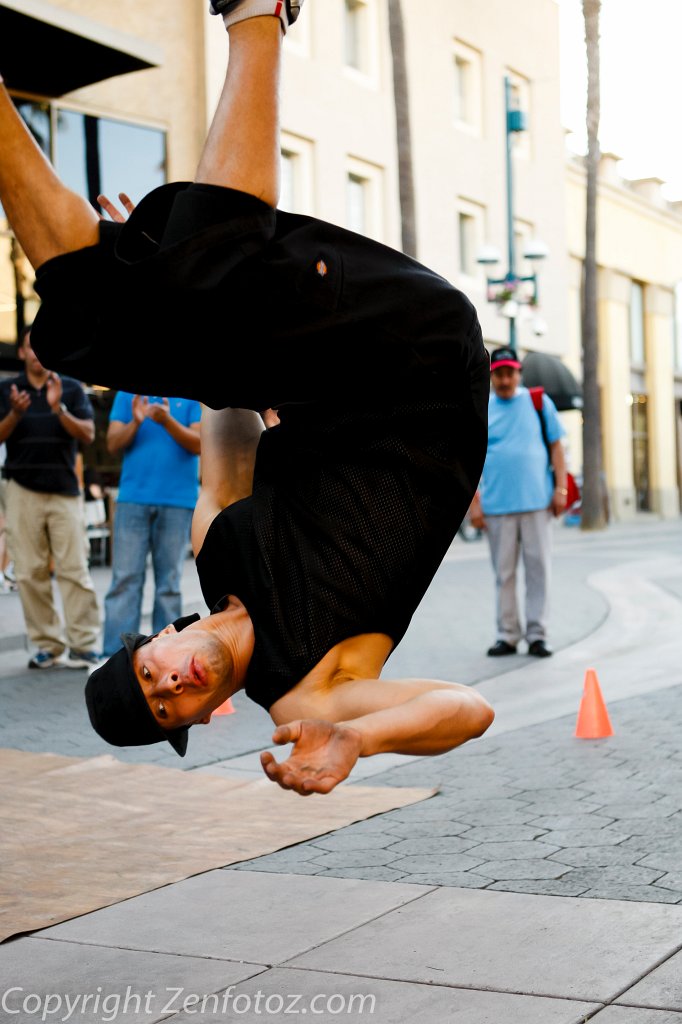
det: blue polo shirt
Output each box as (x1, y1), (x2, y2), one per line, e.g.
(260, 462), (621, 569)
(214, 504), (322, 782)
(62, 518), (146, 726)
(111, 393), (201, 510)
(480, 386), (565, 516)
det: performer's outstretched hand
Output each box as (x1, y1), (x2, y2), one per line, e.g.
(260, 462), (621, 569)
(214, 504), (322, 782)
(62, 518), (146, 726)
(261, 720), (363, 796)
(97, 192), (136, 223)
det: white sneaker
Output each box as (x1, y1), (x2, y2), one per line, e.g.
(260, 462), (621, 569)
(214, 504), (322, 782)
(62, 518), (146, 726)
(209, 0), (303, 34)
(62, 649), (102, 670)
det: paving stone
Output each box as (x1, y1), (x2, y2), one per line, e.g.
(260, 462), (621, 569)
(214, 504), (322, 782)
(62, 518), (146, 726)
(289, 886), (682, 1002)
(558, 866), (666, 887)
(448, 806), (537, 825)
(529, 814), (616, 830)
(474, 859), (569, 880)
(512, 787), (596, 802)
(610, 819), (682, 837)
(388, 853), (486, 873)
(232, 844), (322, 867)
(464, 839), (561, 861)
(0, 938), (267, 1024)
(616, 947), (682, 1009)
(518, 800), (604, 816)
(401, 871), (495, 888)
(540, 829), (631, 847)
(232, 860), (326, 875)
(309, 849), (398, 869)
(548, 847), (643, 868)
(458, 824), (550, 842)
(591, 1007), (682, 1021)
(597, 801), (681, 819)
(653, 874), (682, 893)
(311, 832), (400, 852)
(38, 871), (433, 963)
(381, 820), (472, 839)
(581, 887), (682, 905)
(385, 836), (479, 856)
(637, 854), (682, 874)
(173, 967), (602, 1024)
(487, 879), (590, 897)
(321, 866), (408, 882)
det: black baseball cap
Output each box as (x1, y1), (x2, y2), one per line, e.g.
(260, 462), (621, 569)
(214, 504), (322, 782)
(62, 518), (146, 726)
(84, 613), (201, 757)
(490, 347), (522, 371)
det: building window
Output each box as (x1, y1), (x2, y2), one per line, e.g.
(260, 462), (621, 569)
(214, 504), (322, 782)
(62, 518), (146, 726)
(674, 281), (682, 373)
(347, 173), (368, 234)
(55, 109), (166, 206)
(0, 96), (166, 347)
(630, 393), (650, 511)
(456, 198), (485, 281)
(346, 158), (383, 240)
(453, 41), (482, 134)
(279, 133), (314, 215)
(280, 151), (297, 214)
(629, 281), (646, 367)
(345, 0), (367, 72)
(458, 213), (476, 277)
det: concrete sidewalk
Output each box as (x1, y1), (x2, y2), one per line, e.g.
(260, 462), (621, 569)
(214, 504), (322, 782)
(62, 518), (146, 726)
(2, 519), (682, 1022)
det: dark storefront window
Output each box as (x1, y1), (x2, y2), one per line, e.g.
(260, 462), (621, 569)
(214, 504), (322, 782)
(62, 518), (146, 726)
(55, 109), (166, 207)
(0, 96), (167, 348)
(631, 393), (650, 512)
(1, 98), (167, 488)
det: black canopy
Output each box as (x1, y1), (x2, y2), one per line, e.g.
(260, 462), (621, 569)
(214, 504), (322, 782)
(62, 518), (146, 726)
(522, 351), (583, 412)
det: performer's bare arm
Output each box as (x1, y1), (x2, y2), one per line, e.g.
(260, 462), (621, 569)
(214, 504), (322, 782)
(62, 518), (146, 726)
(191, 407), (264, 556)
(261, 640), (495, 795)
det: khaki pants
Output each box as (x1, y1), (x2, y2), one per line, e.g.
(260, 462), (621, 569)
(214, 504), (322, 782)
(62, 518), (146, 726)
(486, 509), (553, 646)
(6, 479), (100, 654)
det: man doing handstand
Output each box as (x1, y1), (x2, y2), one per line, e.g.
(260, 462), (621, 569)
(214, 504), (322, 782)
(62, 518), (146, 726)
(0, 0), (494, 795)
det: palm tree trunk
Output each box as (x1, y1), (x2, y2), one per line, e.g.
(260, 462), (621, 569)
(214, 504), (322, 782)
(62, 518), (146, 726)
(581, 0), (606, 529)
(387, 0), (417, 258)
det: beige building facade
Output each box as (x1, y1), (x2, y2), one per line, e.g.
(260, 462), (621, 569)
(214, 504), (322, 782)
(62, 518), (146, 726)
(566, 155), (682, 520)
(1, 0), (680, 519)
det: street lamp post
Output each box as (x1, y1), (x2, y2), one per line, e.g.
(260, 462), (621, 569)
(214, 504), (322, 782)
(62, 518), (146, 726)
(478, 76), (547, 347)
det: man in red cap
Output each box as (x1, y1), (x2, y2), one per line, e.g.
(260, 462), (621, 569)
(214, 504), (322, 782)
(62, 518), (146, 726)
(470, 346), (568, 659)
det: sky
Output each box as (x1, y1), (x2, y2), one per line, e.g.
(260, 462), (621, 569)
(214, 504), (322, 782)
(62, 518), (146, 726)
(558, 0), (682, 200)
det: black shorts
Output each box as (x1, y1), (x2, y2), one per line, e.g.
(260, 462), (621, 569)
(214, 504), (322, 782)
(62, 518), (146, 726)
(32, 183), (488, 412)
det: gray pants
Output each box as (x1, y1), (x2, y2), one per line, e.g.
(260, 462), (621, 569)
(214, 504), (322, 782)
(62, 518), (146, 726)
(486, 509), (553, 646)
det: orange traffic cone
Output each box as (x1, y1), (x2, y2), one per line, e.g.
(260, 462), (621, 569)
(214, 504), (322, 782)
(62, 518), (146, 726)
(575, 668), (613, 739)
(212, 698), (235, 717)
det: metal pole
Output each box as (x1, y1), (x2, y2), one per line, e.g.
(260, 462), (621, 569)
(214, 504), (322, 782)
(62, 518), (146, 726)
(504, 75), (516, 348)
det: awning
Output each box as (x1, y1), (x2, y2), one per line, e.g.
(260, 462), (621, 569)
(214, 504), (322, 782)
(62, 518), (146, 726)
(0, 0), (163, 97)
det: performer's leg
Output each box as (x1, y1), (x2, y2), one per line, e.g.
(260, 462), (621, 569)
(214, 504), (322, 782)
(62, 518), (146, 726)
(0, 79), (99, 269)
(195, 16), (283, 206)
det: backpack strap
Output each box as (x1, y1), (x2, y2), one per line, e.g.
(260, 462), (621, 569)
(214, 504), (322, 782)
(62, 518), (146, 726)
(528, 386), (552, 468)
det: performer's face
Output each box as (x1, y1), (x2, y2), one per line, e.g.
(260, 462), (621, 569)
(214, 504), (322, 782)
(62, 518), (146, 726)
(491, 366), (521, 400)
(133, 621), (234, 730)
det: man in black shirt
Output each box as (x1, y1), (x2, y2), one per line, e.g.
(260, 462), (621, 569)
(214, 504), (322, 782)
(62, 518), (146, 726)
(0, 1), (494, 794)
(0, 327), (100, 668)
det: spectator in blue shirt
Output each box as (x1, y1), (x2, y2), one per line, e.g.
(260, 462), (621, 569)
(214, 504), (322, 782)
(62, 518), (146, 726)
(102, 393), (201, 659)
(470, 347), (567, 658)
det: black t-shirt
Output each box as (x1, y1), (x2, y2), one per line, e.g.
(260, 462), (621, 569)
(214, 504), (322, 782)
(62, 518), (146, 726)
(0, 373), (93, 496)
(196, 391), (486, 712)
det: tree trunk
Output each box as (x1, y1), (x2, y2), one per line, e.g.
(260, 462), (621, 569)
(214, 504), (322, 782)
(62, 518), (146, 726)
(387, 0), (417, 258)
(581, 0), (606, 530)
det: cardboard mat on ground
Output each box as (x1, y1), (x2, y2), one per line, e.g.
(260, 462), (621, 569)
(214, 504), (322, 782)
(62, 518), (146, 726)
(0, 748), (434, 943)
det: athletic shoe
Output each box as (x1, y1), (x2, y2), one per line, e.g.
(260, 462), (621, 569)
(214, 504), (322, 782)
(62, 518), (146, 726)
(486, 640), (517, 657)
(209, 0), (303, 33)
(28, 650), (62, 670)
(62, 649), (102, 670)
